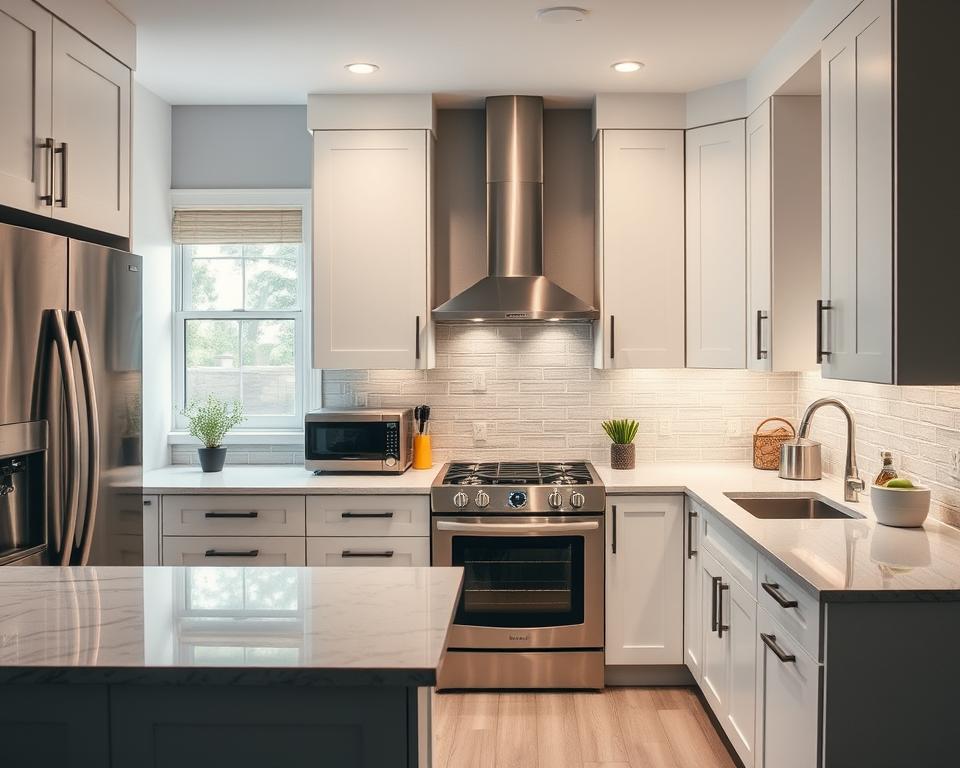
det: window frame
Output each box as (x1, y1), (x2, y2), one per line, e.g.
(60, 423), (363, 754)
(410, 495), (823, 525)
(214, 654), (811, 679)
(170, 189), (312, 433)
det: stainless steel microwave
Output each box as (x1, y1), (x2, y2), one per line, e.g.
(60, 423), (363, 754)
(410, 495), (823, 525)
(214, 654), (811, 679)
(304, 408), (414, 474)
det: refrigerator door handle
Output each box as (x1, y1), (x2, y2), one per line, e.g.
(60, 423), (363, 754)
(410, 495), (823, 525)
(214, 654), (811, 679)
(50, 310), (81, 566)
(69, 311), (100, 566)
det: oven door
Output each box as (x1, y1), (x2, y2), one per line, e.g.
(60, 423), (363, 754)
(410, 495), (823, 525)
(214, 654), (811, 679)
(432, 516), (604, 649)
(304, 418), (394, 472)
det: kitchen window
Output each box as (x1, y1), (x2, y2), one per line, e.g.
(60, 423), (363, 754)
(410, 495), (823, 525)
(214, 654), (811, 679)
(172, 195), (310, 431)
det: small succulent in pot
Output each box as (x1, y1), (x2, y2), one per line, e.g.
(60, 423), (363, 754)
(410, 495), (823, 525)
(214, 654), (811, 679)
(182, 395), (245, 472)
(602, 418), (639, 470)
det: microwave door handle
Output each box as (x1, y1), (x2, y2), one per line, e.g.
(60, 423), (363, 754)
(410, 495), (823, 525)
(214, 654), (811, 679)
(50, 310), (81, 566)
(68, 311), (100, 566)
(435, 521), (600, 534)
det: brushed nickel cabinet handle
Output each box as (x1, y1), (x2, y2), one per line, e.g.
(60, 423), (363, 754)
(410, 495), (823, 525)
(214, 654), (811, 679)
(761, 632), (796, 664)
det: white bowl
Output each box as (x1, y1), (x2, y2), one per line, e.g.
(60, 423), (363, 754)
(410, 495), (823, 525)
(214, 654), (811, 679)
(870, 483), (931, 527)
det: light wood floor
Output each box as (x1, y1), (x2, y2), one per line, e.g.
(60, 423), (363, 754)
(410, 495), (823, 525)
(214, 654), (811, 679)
(432, 687), (737, 768)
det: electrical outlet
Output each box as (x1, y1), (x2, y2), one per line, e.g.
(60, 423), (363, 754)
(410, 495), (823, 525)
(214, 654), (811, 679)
(473, 422), (488, 444)
(950, 448), (960, 481)
(726, 419), (740, 436)
(472, 371), (486, 392)
(659, 419), (671, 437)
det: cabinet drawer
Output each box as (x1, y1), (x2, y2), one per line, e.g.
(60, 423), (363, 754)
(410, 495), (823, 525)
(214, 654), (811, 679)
(306, 537), (429, 567)
(306, 495), (429, 537)
(758, 555), (821, 660)
(162, 496), (306, 536)
(700, 504), (758, 597)
(162, 536), (305, 567)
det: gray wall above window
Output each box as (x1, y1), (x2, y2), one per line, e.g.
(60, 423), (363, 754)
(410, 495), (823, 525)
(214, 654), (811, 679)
(172, 106), (311, 189)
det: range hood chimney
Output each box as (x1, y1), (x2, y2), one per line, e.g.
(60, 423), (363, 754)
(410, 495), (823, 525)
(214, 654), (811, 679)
(432, 95), (599, 322)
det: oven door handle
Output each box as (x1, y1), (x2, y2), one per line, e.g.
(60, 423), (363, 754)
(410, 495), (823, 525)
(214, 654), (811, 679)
(435, 520), (599, 533)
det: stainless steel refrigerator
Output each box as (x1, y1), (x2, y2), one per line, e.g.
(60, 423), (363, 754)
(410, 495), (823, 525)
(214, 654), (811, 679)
(0, 222), (142, 566)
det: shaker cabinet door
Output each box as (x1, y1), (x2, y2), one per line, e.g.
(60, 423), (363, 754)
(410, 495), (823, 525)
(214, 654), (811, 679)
(605, 495), (684, 665)
(51, 19), (130, 237)
(686, 119), (747, 369)
(820, 0), (892, 383)
(0, 0), (52, 214)
(312, 129), (430, 370)
(598, 129), (685, 368)
(746, 101), (772, 373)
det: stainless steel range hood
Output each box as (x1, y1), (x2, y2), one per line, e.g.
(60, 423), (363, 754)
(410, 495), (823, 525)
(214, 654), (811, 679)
(432, 96), (599, 322)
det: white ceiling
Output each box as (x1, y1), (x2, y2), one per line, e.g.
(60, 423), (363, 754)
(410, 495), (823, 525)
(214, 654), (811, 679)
(111, 0), (812, 106)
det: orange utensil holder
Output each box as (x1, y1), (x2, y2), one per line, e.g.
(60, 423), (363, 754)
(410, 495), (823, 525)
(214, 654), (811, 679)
(413, 435), (433, 469)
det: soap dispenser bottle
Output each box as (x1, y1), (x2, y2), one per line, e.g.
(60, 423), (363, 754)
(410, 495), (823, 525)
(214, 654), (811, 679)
(874, 450), (898, 486)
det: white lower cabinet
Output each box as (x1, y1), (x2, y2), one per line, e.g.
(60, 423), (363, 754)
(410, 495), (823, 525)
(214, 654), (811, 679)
(756, 608), (821, 768)
(306, 536), (429, 567)
(699, 547), (757, 768)
(683, 499), (703, 681)
(162, 536), (306, 567)
(605, 495), (683, 665)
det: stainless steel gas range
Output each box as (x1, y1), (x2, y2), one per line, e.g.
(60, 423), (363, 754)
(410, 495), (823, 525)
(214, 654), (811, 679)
(431, 461), (605, 690)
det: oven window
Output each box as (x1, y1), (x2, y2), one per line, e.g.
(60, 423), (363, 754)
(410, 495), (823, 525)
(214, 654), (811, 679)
(451, 536), (584, 628)
(306, 422), (387, 459)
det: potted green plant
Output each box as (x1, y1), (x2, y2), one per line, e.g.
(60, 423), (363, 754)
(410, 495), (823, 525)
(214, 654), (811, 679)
(602, 418), (639, 470)
(182, 395), (245, 472)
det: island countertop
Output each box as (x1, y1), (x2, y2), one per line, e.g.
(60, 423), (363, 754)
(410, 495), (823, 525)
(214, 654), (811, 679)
(0, 565), (463, 686)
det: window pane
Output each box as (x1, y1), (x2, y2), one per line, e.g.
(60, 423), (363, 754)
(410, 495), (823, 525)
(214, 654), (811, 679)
(243, 568), (300, 611)
(184, 244), (243, 310)
(240, 319), (296, 415)
(185, 319), (241, 405)
(187, 568), (244, 611)
(245, 256), (298, 310)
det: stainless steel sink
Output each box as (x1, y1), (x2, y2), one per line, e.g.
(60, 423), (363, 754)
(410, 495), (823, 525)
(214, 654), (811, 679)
(725, 494), (863, 520)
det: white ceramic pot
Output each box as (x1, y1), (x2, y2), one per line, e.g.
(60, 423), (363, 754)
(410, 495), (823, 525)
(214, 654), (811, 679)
(870, 484), (931, 527)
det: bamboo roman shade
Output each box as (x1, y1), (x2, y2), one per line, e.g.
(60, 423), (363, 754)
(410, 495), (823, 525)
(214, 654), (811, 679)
(172, 208), (303, 244)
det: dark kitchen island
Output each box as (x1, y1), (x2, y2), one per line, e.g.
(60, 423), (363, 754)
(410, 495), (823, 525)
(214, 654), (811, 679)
(0, 565), (462, 768)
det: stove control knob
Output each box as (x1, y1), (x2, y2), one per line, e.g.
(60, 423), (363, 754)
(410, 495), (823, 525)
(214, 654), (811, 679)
(548, 489), (564, 509)
(570, 491), (586, 509)
(474, 490), (490, 509)
(453, 491), (470, 509)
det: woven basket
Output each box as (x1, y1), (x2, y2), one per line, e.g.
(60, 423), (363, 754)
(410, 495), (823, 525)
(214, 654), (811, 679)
(752, 417), (795, 471)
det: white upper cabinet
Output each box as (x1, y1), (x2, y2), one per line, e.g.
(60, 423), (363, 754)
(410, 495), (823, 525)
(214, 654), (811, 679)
(0, 3), (131, 237)
(820, 1), (960, 384)
(686, 120), (746, 369)
(745, 102), (772, 372)
(605, 495), (683, 666)
(747, 97), (820, 373)
(0, 0), (52, 214)
(312, 129), (433, 369)
(51, 19), (130, 237)
(595, 129), (685, 369)
(820, 0), (892, 383)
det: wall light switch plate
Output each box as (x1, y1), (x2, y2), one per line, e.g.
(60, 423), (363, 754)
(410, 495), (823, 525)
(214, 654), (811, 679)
(950, 448), (960, 482)
(726, 419), (740, 436)
(472, 371), (486, 392)
(659, 419), (671, 437)
(473, 422), (488, 444)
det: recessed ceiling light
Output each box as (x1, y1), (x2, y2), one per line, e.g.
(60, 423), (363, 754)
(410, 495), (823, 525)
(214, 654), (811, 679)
(537, 6), (590, 24)
(345, 62), (379, 75)
(612, 60), (644, 73)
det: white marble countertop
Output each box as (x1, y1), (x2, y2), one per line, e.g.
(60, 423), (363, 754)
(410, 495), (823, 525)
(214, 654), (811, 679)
(600, 463), (960, 598)
(142, 461), (960, 598)
(143, 465), (439, 495)
(0, 566), (463, 686)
